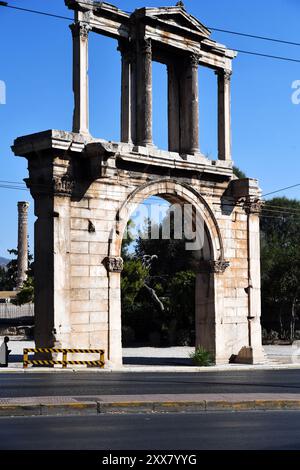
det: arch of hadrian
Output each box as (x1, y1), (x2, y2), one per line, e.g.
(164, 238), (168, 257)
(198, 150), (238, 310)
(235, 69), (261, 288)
(12, 1), (265, 367)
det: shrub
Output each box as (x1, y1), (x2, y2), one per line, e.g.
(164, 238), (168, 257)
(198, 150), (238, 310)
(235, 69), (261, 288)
(189, 347), (213, 366)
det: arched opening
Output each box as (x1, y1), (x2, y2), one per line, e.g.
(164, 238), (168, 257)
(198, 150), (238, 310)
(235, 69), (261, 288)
(114, 181), (220, 366)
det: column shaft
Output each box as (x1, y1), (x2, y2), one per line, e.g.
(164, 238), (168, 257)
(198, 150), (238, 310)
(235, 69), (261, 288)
(119, 42), (136, 144)
(167, 64), (180, 153)
(136, 38), (153, 146)
(70, 22), (91, 135)
(180, 54), (200, 155)
(16, 202), (29, 290)
(217, 70), (232, 161)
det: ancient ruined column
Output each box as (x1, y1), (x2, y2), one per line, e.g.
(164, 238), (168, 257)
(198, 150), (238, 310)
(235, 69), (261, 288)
(137, 38), (153, 146)
(16, 201), (29, 290)
(167, 64), (180, 153)
(70, 21), (91, 135)
(189, 54), (200, 154)
(119, 41), (136, 144)
(180, 53), (200, 155)
(217, 69), (232, 161)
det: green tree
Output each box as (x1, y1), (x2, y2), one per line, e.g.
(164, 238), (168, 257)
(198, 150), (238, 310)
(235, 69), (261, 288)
(233, 166), (247, 179)
(0, 248), (34, 305)
(121, 212), (198, 346)
(261, 197), (300, 340)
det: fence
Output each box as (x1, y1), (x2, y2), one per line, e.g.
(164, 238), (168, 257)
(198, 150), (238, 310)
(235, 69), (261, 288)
(0, 303), (34, 320)
(23, 348), (105, 369)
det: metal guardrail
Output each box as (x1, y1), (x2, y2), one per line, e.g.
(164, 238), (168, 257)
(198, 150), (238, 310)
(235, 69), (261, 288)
(0, 303), (34, 319)
(23, 348), (105, 369)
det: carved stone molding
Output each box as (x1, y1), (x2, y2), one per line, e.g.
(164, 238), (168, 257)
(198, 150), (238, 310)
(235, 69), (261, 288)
(189, 53), (200, 68)
(18, 201), (29, 216)
(141, 38), (152, 56)
(118, 40), (135, 63)
(104, 256), (124, 273)
(70, 22), (92, 39)
(212, 260), (230, 273)
(199, 259), (230, 274)
(244, 199), (264, 215)
(215, 69), (232, 82)
(53, 176), (74, 197)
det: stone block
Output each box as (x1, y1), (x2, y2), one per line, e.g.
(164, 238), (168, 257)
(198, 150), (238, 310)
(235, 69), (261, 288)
(71, 300), (106, 313)
(90, 311), (108, 323)
(89, 288), (108, 300)
(90, 265), (107, 277)
(70, 241), (89, 254)
(71, 276), (108, 289)
(71, 218), (88, 230)
(70, 288), (90, 301)
(71, 199), (90, 209)
(70, 207), (91, 219)
(71, 265), (89, 277)
(89, 242), (108, 255)
(71, 312), (89, 324)
(71, 230), (110, 243)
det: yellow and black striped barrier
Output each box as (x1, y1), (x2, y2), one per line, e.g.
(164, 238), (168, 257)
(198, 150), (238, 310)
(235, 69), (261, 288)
(23, 348), (105, 369)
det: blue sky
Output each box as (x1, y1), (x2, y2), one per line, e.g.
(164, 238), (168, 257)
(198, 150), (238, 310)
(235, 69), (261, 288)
(1, 0), (300, 258)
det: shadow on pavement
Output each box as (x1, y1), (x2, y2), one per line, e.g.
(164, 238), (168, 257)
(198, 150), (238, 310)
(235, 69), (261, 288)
(123, 357), (194, 366)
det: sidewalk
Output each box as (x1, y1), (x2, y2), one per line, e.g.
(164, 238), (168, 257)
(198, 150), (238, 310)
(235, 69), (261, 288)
(1, 393), (300, 416)
(2, 341), (300, 372)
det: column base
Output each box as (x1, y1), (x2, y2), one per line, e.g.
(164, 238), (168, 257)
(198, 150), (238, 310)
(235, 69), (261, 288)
(232, 346), (267, 365)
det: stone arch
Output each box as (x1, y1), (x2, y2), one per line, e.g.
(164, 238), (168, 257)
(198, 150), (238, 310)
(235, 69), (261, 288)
(110, 178), (225, 263)
(106, 178), (227, 365)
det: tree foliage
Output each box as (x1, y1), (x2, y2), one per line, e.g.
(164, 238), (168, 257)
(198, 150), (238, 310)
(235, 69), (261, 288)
(261, 197), (300, 340)
(121, 216), (197, 346)
(0, 248), (34, 305)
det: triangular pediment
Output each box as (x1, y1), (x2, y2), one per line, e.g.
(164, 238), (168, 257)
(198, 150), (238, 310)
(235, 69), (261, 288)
(142, 7), (211, 38)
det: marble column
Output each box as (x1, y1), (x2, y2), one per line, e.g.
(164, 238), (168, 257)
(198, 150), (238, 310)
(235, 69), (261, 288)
(137, 38), (153, 147)
(216, 69), (232, 161)
(70, 22), (91, 135)
(118, 41), (136, 144)
(16, 201), (29, 290)
(167, 64), (180, 153)
(181, 53), (200, 155)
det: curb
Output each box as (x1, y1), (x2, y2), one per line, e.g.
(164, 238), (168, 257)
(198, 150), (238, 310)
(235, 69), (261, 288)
(2, 363), (300, 373)
(1, 399), (300, 416)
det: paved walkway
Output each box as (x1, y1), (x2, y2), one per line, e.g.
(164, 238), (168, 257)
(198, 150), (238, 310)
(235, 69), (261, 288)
(2, 339), (300, 371)
(1, 393), (300, 416)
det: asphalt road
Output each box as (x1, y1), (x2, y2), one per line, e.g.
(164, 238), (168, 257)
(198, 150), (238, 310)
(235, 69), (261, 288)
(1, 370), (300, 397)
(0, 411), (300, 450)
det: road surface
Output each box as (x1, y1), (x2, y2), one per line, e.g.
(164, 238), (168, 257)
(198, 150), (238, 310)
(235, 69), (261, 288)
(0, 411), (300, 450)
(1, 370), (300, 397)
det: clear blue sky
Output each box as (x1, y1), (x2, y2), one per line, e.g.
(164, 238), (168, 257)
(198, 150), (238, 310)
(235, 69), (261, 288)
(1, 0), (300, 258)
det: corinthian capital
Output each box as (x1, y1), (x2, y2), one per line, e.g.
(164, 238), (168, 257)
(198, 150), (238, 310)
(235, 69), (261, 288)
(216, 69), (232, 81)
(244, 198), (264, 215)
(70, 22), (92, 39)
(140, 38), (152, 56)
(189, 53), (200, 68)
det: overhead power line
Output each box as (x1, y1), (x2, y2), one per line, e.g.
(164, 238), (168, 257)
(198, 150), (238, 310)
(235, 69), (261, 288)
(262, 184), (300, 198)
(209, 27), (300, 48)
(1, 2), (300, 64)
(1, 179), (300, 217)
